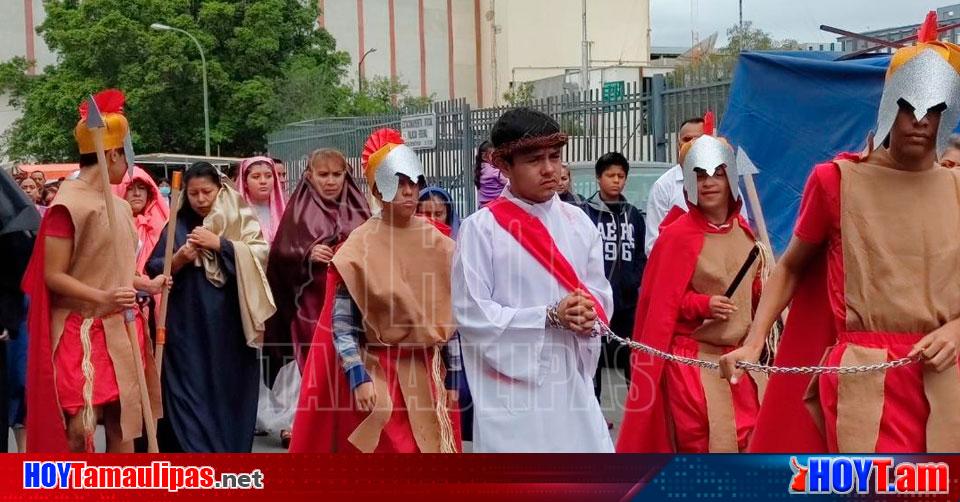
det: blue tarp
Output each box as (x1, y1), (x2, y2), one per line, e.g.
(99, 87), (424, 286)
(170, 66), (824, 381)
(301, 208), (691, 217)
(720, 51), (890, 254)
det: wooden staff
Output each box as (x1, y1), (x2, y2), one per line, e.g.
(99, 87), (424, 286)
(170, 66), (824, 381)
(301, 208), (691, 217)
(86, 96), (158, 452)
(743, 175), (773, 255)
(737, 147), (789, 324)
(155, 170), (183, 377)
(737, 148), (775, 259)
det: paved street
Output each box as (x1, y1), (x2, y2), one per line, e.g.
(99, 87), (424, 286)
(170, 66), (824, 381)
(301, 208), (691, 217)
(6, 368), (631, 453)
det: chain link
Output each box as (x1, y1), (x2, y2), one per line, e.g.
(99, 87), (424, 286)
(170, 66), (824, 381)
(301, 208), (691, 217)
(597, 322), (919, 375)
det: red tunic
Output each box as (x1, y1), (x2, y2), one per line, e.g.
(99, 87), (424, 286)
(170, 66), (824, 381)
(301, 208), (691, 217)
(617, 204), (762, 453)
(751, 154), (952, 453)
(23, 205), (149, 452)
(43, 206), (134, 414)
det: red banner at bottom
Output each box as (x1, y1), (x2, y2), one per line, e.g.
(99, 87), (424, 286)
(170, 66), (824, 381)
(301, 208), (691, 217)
(6, 454), (960, 501)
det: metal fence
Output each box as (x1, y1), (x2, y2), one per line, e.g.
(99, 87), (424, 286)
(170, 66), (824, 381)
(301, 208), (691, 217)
(267, 74), (731, 216)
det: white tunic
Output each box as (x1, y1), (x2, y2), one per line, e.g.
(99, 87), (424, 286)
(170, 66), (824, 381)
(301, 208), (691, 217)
(452, 190), (615, 453)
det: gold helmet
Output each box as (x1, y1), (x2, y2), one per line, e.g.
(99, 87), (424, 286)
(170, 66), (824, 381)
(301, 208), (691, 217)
(75, 89), (129, 154)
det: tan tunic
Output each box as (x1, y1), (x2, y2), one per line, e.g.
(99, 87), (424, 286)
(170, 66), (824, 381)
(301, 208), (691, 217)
(331, 216), (457, 453)
(332, 216), (455, 347)
(825, 149), (960, 452)
(50, 178), (161, 442)
(691, 228), (759, 347)
(687, 225), (762, 453)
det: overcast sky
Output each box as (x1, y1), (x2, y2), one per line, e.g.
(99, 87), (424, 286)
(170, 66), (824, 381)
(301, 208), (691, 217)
(651, 0), (954, 47)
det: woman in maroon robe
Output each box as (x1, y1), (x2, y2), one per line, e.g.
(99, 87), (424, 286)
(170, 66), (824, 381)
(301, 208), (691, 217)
(264, 149), (370, 445)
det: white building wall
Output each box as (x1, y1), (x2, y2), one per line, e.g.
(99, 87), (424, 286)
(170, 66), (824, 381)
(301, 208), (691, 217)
(362, 0), (392, 83)
(422, 0), (450, 99)
(394, 0), (424, 94)
(0, 0), (56, 160)
(319, 0), (650, 107)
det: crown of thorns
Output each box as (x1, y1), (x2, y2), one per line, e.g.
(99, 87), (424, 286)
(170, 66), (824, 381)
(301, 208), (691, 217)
(491, 132), (569, 166)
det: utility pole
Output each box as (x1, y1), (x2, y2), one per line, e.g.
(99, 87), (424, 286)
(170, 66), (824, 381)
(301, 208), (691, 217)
(491, 0), (500, 105)
(739, 0), (743, 30)
(580, 0), (589, 94)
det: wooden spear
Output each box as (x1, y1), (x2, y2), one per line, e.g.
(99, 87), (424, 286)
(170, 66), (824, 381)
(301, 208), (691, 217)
(85, 95), (158, 452)
(154, 170), (183, 376)
(736, 147), (774, 257)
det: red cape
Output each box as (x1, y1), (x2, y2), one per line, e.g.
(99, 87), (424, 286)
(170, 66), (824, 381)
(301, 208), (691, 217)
(748, 157), (859, 452)
(288, 266), (358, 452)
(747, 249), (833, 452)
(22, 215), (71, 452)
(616, 203), (754, 453)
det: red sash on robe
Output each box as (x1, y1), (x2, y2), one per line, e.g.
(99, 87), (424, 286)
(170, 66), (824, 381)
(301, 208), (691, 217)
(486, 197), (608, 324)
(616, 204), (755, 452)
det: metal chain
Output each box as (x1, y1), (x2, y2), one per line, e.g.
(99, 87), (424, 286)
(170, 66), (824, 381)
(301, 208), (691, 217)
(596, 322), (919, 375)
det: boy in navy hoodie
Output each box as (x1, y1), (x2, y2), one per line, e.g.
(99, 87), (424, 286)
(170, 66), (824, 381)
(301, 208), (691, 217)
(582, 152), (646, 406)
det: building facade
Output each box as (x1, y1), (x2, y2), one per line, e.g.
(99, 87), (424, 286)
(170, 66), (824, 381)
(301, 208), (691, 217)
(319, 0), (652, 107)
(0, 0), (55, 151)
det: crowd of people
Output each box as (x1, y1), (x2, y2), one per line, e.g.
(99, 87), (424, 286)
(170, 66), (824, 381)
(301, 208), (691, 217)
(3, 10), (960, 455)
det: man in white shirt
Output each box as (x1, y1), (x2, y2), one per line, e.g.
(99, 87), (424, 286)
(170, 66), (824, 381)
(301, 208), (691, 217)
(644, 117), (704, 256)
(452, 108), (614, 453)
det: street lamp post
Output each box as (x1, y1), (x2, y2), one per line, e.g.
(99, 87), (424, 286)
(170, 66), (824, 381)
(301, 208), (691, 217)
(151, 23), (211, 157)
(357, 48), (377, 93)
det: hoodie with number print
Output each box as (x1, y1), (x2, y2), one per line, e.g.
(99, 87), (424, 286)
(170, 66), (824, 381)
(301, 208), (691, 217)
(581, 192), (646, 335)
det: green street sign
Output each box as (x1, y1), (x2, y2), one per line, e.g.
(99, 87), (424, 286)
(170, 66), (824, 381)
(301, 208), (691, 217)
(602, 81), (625, 102)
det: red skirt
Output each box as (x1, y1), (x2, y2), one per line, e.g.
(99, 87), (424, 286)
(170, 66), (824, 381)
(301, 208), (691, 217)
(54, 312), (147, 415)
(347, 346), (460, 453)
(664, 336), (759, 453)
(818, 332), (927, 453)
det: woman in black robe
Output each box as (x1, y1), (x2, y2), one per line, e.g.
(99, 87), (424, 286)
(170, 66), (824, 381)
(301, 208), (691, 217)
(146, 162), (274, 452)
(0, 169), (39, 452)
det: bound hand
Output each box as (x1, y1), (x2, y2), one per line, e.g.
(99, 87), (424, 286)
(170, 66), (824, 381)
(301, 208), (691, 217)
(187, 227), (220, 251)
(909, 323), (960, 373)
(558, 289), (597, 336)
(99, 286), (137, 313)
(310, 244), (335, 264)
(718, 343), (762, 384)
(354, 381), (377, 412)
(709, 296), (737, 321)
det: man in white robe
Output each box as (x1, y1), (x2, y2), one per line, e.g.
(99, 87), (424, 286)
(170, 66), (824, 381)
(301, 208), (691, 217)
(452, 108), (614, 453)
